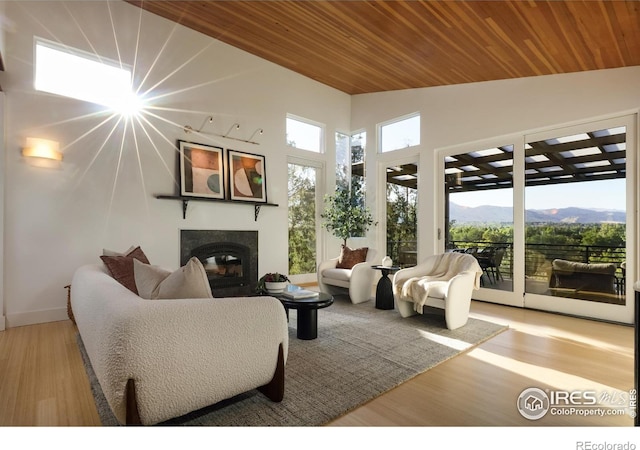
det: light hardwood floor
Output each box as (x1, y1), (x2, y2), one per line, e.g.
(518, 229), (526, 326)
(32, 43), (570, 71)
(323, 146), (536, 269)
(0, 301), (634, 426)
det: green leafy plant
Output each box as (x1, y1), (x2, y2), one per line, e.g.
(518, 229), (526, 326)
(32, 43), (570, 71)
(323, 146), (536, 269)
(257, 272), (290, 294)
(321, 187), (375, 246)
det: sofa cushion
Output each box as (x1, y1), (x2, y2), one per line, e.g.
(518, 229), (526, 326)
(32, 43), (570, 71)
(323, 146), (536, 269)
(134, 257), (213, 299)
(336, 245), (369, 269)
(552, 259), (616, 275)
(423, 280), (448, 299)
(100, 246), (150, 295)
(321, 267), (352, 282)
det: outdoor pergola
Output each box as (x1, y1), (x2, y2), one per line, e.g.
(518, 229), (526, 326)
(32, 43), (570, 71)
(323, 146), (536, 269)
(353, 127), (626, 194)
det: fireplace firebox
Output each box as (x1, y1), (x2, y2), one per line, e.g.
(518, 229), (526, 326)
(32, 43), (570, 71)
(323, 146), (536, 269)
(181, 230), (258, 297)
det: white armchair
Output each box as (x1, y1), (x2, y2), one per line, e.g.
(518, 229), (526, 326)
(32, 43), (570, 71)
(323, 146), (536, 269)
(317, 247), (378, 304)
(392, 252), (482, 330)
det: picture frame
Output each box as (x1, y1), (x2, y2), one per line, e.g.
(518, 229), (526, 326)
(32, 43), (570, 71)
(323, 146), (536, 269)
(227, 149), (267, 203)
(179, 140), (225, 199)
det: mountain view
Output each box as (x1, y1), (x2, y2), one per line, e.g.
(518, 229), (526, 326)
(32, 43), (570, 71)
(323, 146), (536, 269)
(450, 202), (626, 224)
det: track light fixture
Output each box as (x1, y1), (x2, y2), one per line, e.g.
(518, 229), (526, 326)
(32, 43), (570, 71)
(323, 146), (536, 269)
(182, 116), (262, 145)
(223, 123), (241, 138)
(248, 128), (264, 143)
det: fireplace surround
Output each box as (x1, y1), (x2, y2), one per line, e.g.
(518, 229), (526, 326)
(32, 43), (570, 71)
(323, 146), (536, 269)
(181, 230), (258, 297)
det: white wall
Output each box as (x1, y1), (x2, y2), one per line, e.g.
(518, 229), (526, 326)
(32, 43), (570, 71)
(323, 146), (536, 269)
(352, 67), (640, 259)
(0, 1), (350, 327)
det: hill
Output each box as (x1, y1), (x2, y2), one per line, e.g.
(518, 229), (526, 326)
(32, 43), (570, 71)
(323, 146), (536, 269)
(449, 203), (626, 224)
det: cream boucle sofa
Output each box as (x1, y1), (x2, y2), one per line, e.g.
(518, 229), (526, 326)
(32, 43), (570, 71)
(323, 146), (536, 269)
(71, 264), (289, 425)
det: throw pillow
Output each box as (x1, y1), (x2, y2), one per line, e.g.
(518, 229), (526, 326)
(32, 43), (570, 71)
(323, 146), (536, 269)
(102, 245), (137, 257)
(336, 245), (369, 269)
(100, 246), (150, 295)
(133, 257), (213, 300)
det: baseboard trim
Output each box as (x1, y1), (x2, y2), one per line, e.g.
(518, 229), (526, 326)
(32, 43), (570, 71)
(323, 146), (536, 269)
(6, 307), (68, 328)
(0, 314), (5, 331)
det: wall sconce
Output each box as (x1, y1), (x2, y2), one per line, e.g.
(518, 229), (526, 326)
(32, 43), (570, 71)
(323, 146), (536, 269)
(22, 137), (62, 169)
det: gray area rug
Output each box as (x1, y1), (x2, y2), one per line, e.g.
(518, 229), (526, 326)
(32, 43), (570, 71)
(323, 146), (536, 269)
(78, 296), (508, 426)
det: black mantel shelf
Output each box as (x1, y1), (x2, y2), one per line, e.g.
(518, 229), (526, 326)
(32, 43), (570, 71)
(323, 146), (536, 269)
(155, 195), (279, 221)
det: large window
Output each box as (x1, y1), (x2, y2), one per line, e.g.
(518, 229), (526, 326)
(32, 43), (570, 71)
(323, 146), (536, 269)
(336, 131), (367, 193)
(336, 132), (350, 190)
(334, 131), (368, 237)
(288, 162), (319, 276)
(35, 38), (140, 116)
(379, 113), (420, 152)
(286, 114), (323, 152)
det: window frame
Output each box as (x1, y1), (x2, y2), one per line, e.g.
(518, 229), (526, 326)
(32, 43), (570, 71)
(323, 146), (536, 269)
(378, 112), (421, 153)
(286, 113), (325, 153)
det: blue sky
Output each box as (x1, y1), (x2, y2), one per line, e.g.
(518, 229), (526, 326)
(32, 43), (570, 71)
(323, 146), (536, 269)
(451, 178), (626, 211)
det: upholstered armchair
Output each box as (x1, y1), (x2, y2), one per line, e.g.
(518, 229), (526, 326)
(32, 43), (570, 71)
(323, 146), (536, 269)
(392, 252), (482, 330)
(317, 246), (378, 304)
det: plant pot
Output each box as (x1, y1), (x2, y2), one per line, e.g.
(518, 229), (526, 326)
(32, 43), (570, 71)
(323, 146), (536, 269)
(265, 281), (287, 294)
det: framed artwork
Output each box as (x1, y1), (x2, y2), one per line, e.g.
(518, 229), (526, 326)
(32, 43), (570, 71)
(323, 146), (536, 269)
(227, 149), (267, 203)
(179, 141), (225, 199)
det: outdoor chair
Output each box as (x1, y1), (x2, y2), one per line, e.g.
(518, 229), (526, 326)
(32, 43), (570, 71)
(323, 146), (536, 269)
(476, 246), (506, 284)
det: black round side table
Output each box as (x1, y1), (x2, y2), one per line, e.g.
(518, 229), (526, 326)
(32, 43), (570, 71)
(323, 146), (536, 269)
(372, 265), (400, 310)
(276, 291), (334, 340)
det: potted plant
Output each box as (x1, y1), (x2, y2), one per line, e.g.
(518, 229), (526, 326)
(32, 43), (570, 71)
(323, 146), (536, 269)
(257, 272), (290, 294)
(321, 186), (375, 246)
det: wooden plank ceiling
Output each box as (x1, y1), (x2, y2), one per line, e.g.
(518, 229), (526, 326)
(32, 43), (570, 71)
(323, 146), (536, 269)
(125, 0), (640, 95)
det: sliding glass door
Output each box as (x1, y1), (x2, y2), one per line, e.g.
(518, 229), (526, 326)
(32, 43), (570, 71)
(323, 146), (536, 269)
(440, 115), (635, 323)
(442, 142), (521, 307)
(523, 116), (634, 323)
(386, 162), (418, 268)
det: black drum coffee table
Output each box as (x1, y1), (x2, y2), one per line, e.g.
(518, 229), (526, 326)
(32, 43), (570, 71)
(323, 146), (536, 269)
(273, 288), (334, 340)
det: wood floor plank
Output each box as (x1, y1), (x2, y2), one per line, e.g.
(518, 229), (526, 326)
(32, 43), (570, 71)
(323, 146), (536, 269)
(329, 301), (634, 426)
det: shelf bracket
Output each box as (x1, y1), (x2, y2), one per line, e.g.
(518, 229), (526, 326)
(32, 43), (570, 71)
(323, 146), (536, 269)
(182, 199), (189, 219)
(254, 204), (262, 221)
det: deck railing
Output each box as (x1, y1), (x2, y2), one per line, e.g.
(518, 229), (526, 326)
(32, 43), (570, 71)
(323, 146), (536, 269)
(447, 241), (626, 279)
(388, 240), (627, 279)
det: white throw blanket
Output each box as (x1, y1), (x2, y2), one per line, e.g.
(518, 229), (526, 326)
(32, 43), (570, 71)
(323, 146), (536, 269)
(398, 253), (482, 312)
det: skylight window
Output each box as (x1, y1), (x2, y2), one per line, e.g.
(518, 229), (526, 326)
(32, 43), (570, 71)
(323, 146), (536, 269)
(35, 39), (141, 116)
